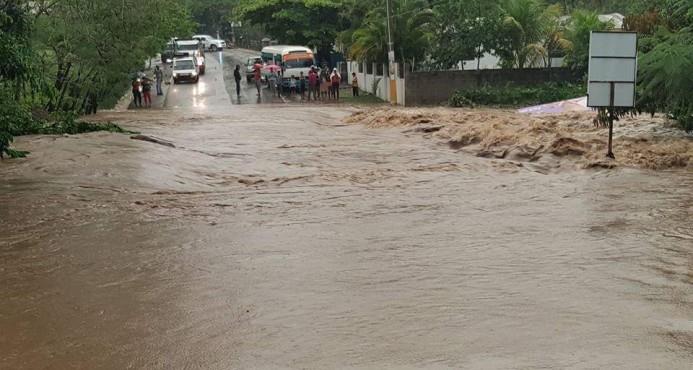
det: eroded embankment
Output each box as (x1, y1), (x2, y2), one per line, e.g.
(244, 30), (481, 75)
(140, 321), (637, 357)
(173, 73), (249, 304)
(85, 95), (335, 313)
(345, 107), (693, 170)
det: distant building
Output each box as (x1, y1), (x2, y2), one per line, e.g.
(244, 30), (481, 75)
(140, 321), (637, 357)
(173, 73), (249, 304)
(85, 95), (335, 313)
(598, 13), (625, 29)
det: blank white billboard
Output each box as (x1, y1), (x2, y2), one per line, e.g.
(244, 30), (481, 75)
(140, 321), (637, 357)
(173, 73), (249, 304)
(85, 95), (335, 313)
(589, 32), (637, 58)
(588, 82), (635, 107)
(587, 32), (638, 108)
(588, 58), (637, 82)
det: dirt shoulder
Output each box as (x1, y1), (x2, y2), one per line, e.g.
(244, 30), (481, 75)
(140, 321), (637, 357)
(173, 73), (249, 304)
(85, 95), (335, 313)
(345, 107), (693, 171)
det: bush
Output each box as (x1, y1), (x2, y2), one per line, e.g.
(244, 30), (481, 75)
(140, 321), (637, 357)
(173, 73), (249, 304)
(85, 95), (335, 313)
(637, 29), (693, 132)
(32, 112), (134, 136)
(0, 93), (33, 158)
(1, 101), (134, 159)
(449, 82), (585, 108)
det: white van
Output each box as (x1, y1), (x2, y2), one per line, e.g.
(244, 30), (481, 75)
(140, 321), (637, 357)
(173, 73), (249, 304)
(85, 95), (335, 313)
(261, 45), (316, 86)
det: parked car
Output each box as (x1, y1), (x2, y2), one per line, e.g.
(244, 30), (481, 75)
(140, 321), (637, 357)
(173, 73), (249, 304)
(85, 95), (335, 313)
(161, 41), (176, 63)
(193, 35), (226, 51)
(246, 57), (263, 82)
(175, 40), (203, 58)
(172, 57), (199, 84)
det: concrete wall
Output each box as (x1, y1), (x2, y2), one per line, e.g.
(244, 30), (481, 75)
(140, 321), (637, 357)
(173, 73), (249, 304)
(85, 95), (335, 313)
(404, 68), (579, 106)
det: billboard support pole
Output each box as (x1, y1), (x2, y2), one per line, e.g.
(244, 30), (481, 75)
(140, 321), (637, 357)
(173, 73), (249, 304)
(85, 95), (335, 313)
(607, 81), (615, 159)
(587, 31), (638, 160)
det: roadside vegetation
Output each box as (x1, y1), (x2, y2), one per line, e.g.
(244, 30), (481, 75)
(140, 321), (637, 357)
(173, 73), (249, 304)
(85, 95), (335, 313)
(340, 93), (386, 105)
(449, 83), (585, 108)
(0, 0), (194, 157)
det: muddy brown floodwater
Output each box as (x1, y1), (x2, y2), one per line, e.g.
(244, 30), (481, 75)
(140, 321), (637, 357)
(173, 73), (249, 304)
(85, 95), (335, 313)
(1, 54), (692, 369)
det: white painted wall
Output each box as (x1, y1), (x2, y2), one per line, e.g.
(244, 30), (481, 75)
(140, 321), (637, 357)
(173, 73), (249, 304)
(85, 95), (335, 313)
(347, 61), (405, 104)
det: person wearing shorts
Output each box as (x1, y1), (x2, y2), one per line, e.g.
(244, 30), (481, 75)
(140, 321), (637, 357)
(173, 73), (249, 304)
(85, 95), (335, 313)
(141, 76), (153, 108)
(131, 78), (142, 108)
(351, 72), (359, 97)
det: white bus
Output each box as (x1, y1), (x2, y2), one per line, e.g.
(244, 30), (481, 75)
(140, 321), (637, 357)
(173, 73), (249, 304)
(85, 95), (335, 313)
(261, 45), (316, 86)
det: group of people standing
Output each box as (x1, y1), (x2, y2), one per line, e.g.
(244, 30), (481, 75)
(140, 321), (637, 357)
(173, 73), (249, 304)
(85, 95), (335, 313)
(131, 65), (164, 108)
(308, 66), (344, 101)
(233, 63), (358, 102)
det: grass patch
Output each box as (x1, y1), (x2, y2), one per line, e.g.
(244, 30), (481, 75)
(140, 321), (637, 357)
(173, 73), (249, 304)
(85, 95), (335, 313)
(340, 92), (385, 105)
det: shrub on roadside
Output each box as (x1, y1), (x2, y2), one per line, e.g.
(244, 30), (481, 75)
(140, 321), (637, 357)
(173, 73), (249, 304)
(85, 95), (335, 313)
(449, 82), (585, 108)
(0, 94), (33, 158)
(30, 112), (134, 136)
(1, 103), (134, 159)
(637, 28), (693, 132)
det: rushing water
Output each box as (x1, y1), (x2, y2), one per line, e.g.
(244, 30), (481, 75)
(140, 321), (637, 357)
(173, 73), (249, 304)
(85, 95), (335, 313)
(0, 54), (691, 369)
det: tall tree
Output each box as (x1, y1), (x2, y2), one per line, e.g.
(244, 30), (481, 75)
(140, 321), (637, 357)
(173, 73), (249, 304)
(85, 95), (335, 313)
(0, 0), (33, 95)
(563, 9), (613, 75)
(430, 0), (502, 69)
(349, 0), (433, 67)
(541, 4), (572, 68)
(494, 0), (549, 68)
(637, 0), (693, 131)
(33, 0), (194, 113)
(0, 0), (34, 157)
(183, 0), (238, 35)
(239, 0), (341, 60)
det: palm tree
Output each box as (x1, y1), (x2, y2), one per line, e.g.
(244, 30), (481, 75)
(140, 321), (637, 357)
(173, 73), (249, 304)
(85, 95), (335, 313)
(564, 9), (613, 74)
(349, 0), (433, 68)
(542, 5), (572, 68)
(350, 18), (388, 62)
(497, 0), (548, 68)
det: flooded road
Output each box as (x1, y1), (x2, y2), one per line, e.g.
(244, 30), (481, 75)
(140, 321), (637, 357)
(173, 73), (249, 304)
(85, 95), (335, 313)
(1, 51), (692, 369)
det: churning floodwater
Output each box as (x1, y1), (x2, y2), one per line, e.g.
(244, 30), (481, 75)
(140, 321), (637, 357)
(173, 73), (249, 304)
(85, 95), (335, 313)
(0, 54), (691, 369)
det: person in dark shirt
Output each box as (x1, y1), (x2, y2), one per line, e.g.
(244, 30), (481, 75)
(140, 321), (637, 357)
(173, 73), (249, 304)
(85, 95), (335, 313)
(233, 65), (242, 97)
(154, 66), (164, 96)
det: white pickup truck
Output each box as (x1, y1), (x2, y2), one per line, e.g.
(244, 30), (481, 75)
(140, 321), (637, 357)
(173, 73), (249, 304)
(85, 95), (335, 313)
(192, 34), (226, 51)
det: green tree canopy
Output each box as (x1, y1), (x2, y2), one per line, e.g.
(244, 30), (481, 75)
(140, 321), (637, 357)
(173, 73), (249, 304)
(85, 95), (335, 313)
(348, 0), (433, 67)
(0, 0), (32, 85)
(239, 0), (341, 59)
(183, 0), (238, 34)
(494, 0), (551, 69)
(563, 9), (613, 74)
(636, 0), (693, 131)
(429, 0), (502, 69)
(32, 0), (194, 113)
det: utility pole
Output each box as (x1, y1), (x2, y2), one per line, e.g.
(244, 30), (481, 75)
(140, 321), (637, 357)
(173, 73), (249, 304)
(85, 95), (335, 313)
(385, 0), (397, 104)
(386, 0), (394, 59)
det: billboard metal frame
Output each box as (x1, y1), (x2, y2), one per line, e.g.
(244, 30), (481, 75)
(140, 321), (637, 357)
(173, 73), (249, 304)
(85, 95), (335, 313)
(586, 31), (638, 158)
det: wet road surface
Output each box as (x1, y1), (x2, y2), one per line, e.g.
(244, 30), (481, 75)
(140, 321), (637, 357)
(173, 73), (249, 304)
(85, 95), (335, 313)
(1, 50), (692, 369)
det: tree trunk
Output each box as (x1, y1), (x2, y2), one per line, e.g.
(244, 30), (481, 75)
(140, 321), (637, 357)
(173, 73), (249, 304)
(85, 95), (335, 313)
(54, 62), (74, 112)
